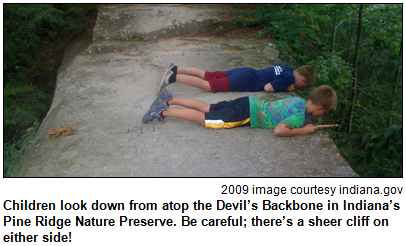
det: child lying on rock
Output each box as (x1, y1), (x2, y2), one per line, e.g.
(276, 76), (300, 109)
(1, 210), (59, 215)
(157, 62), (316, 94)
(143, 85), (337, 137)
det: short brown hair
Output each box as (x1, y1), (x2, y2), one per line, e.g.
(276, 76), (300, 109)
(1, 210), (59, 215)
(309, 85), (337, 111)
(295, 65), (316, 87)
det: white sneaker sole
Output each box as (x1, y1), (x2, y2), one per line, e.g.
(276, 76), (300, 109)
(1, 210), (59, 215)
(156, 62), (174, 95)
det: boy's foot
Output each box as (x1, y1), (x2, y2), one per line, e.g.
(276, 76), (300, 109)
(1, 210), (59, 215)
(167, 62), (175, 73)
(164, 61), (174, 69)
(150, 88), (173, 109)
(156, 62), (175, 95)
(156, 69), (173, 95)
(142, 98), (168, 124)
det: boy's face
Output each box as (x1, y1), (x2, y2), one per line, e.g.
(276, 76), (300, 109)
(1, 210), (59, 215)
(293, 71), (307, 88)
(311, 107), (328, 117)
(306, 100), (328, 117)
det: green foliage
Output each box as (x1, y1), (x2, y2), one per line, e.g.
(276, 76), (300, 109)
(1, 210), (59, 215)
(254, 4), (331, 64)
(252, 4), (402, 177)
(4, 123), (39, 177)
(4, 4), (66, 67)
(308, 55), (353, 99)
(346, 126), (402, 177)
(4, 4), (98, 175)
(4, 4), (66, 142)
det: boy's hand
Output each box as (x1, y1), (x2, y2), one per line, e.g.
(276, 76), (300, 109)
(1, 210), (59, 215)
(287, 84), (295, 91)
(302, 124), (318, 134)
(274, 123), (318, 136)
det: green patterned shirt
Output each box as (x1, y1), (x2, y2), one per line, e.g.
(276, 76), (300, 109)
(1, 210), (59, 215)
(249, 96), (306, 129)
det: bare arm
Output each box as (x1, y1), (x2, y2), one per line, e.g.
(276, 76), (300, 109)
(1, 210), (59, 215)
(264, 83), (295, 92)
(274, 123), (318, 137)
(264, 83), (275, 92)
(286, 84), (295, 91)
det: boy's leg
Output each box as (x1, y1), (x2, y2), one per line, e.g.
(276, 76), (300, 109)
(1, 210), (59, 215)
(163, 108), (205, 127)
(144, 96), (250, 128)
(175, 75), (212, 92)
(173, 71), (230, 93)
(160, 65), (229, 93)
(157, 66), (211, 93)
(143, 96), (209, 125)
(168, 98), (210, 113)
(176, 67), (206, 79)
(172, 67), (230, 93)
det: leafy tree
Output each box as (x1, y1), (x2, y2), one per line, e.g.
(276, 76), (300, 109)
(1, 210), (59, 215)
(4, 4), (67, 142)
(347, 4), (363, 134)
(346, 126), (402, 177)
(252, 4), (402, 177)
(3, 4), (98, 176)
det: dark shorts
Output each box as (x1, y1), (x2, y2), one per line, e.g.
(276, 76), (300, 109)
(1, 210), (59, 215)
(204, 97), (251, 129)
(204, 71), (230, 93)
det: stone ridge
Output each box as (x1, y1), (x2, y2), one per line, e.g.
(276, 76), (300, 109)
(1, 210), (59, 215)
(15, 4), (358, 177)
(93, 4), (221, 41)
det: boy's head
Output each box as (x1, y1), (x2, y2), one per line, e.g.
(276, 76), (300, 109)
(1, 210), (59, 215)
(306, 85), (337, 117)
(293, 65), (316, 89)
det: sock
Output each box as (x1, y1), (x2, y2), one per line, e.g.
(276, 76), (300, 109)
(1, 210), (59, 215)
(171, 66), (177, 74)
(168, 67), (177, 83)
(160, 110), (166, 120)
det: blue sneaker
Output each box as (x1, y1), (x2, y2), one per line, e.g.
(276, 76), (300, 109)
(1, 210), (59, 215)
(142, 98), (168, 124)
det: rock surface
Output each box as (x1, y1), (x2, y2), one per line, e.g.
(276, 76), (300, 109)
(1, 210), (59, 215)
(14, 4), (358, 177)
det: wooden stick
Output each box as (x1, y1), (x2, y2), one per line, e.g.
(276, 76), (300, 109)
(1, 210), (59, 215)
(317, 124), (339, 128)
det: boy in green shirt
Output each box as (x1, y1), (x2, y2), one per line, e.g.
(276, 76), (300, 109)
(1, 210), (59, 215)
(142, 85), (337, 137)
